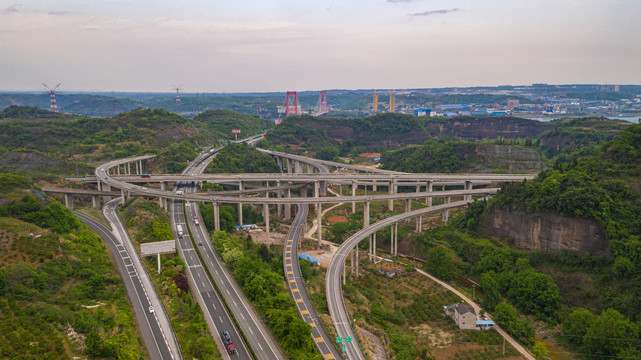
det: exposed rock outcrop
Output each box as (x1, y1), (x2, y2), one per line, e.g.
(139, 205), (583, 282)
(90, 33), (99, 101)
(481, 208), (608, 256)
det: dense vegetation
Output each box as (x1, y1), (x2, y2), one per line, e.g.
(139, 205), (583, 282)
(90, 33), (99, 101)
(211, 231), (321, 359)
(0, 107), (272, 176)
(193, 109), (273, 139)
(206, 142), (280, 174)
(199, 203), (263, 233)
(0, 183), (143, 359)
(120, 198), (221, 359)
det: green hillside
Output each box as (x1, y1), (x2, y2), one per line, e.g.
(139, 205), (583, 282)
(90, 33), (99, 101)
(0, 174), (144, 359)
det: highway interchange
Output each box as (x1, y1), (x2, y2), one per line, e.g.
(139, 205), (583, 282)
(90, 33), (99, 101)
(83, 135), (528, 359)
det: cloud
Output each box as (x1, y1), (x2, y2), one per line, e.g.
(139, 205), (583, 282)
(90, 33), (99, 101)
(2, 3), (21, 14)
(388, 0), (417, 3)
(48, 11), (69, 16)
(409, 8), (458, 16)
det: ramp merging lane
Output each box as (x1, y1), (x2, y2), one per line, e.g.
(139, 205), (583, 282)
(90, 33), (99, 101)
(75, 207), (178, 360)
(327, 199), (480, 360)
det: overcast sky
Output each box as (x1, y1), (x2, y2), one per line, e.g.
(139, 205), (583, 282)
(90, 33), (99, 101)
(1, 0), (640, 92)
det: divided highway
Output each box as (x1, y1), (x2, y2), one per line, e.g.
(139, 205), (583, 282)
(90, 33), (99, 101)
(181, 143), (286, 360)
(75, 206), (178, 360)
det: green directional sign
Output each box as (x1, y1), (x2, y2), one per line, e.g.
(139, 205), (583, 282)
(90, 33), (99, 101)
(346, 336), (352, 343)
(335, 337), (342, 344)
(342, 344), (346, 352)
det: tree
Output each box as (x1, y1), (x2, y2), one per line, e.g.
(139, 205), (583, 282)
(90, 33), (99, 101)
(583, 308), (639, 357)
(480, 272), (501, 311)
(532, 341), (548, 360)
(562, 308), (595, 346)
(173, 273), (189, 293)
(425, 246), (453, 280)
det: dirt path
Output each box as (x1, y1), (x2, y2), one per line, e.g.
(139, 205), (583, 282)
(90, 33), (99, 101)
(304, 188), (343, 241)
(415, 269), (534, 359)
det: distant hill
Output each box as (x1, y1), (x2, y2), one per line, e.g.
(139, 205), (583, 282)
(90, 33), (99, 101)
(0, 106), (270, 174)
(266, 114), (552, 153)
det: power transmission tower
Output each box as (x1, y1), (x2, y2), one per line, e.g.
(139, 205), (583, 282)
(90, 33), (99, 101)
(173, 85), (182, 105)
(42, 83), (61, 112)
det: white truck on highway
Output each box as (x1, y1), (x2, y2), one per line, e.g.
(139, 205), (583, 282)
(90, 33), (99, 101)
(176, 225), (184, 237)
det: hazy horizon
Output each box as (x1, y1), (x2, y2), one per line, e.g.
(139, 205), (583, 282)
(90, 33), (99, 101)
(2, 0), (640, 93)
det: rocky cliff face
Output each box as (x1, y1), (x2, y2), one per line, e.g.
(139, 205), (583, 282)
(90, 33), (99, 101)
(481, 208), (608, 256)
(471, 144), (549, 173)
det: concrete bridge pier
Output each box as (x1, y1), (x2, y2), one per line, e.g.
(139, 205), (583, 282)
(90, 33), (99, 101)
(426, 180), (433, 206)
(276, 180), (282, 218)
(264, 203), (270, 237)
(214, 202), (220, 231)
(351, 180), (357, 213)
(139, 160), (143, 174)
(121, 189), (126, 203)
(372, 182), (377, 192)
(295, 160), (302, 174)
(417, 215), (422, 232)
(388, 181), (395, 211)
(314, 181), (320, 198)
(127, 162), (131, 175)
(92, 195), (101, 210)
(465, 180), (473, 201)
(405, 199), (411, 212)
(159, 182), (166, 210)
(103, 183), (112, 202)
(316, 202), (322, 248)
(64, 193), (73, 210)
(284, 188), (291, 220)
(286, 159), (292, 174)
(394, 223), (398, 256)
(373, 232), (377, 261)
(238, 181), (244, 226)
(307, 163), (314, 174)
(442, 197), (451, 222)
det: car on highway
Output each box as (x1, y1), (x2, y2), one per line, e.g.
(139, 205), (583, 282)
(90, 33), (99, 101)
(221, 331), (236, 355)
(148, 305), (154, 314)
(140, 174), (151, 178)
(194, 217), (199, 225)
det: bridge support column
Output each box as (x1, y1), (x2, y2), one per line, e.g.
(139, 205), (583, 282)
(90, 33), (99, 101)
(64, 193), (73, 210)
(320, 181), (327, 196)
(307, 163), (314, 174)
(314, 181), (319, 198)
(284, 188), (291, 220)
(116, 165), (120, 175)
(390, 225), (394, 256)
(355, 246), (359, 277)
(135, 161), (139, 175)
(97, 180), (102, 192)
(139, 160), (143, 174)
(214, 202), (220, 231)
(426, 180), (433, 206)
(373, 232), (377, 261)
(351, 249), (354, 276)
(372, 182), (377, 192)
(417, 215), (422, 232)
(263, 203), (270, 236)
(127, 162), (131, 175)
(442, 197), (450, 223)
(238, 181), (244, 226)
(351, 180), (357, 213)
(92, 195), (101, 210)
(301, 184), (307, 198)
(286, 159), (292, 174)
(465, 180), (472, 201)
(121, 189), (126, 203)
(388, 181), (395, 211)
(394, 223), (399, 256)
(364, 201), (370, 227)
(317, 203), (322, 248)
(405, 199), (411, 212)
(276, 180), (282, 218)
(103, 183), (112, 202)
(295, 161), (302, 174)
(343, 264), (346, 285)
(276, 157), (282, 171)
(160, 182), (166, 210)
